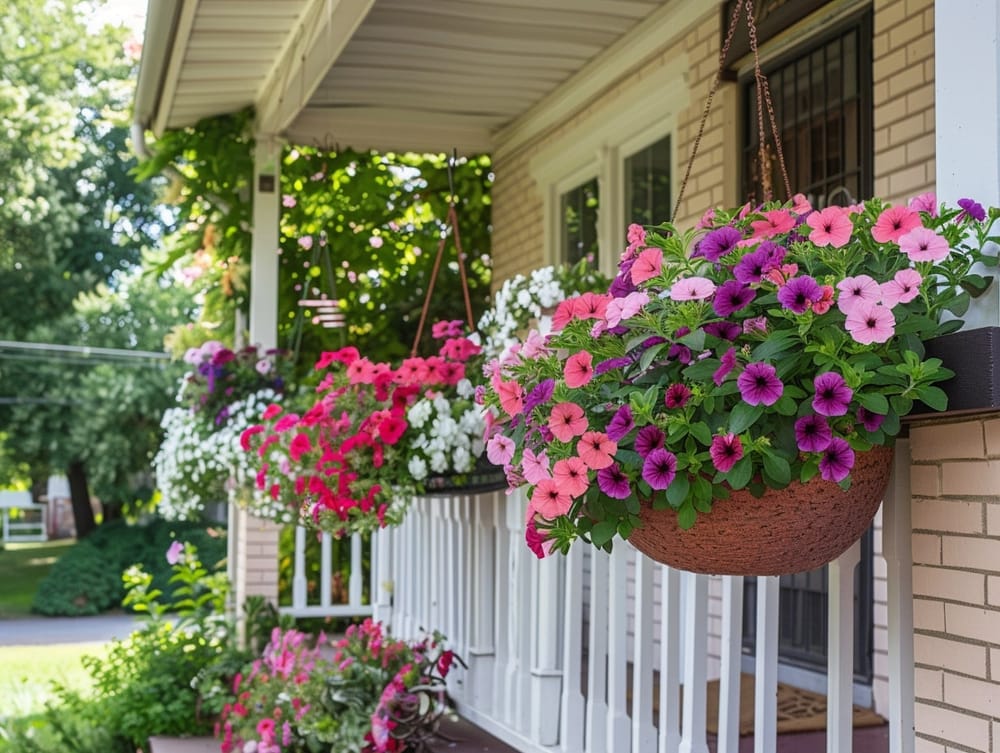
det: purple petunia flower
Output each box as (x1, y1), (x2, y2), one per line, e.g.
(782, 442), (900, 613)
(733, 248), (771, 284)
(713, 280), (756, 317)
(641, 336), (668, 350)
(794, 414), (833, 453)
(957, 197), (986, 223)
(713, 347), (737, 387)
(668, 344), (692, 364)
(634, 425), (665, 458)
(695, 226), (742, 262)
(610, 263), (638, 297)
(856, 406), (886, 432)
(710, 433), (744, 473)
(606, 405), (635, 441)
(812, 372), (853, 417)
(642, 448), (678, 490)
(596, 356), (633, 375)
(777, 275), (823, 314)
(742, 316), (768, 334)
(704, 321), (741, 341)
(597, 463), (632, 499)
(664, 383), (692, 408)
(523, 379), (555, 414)
(736, 362), (784, 406)
(819, 437), (855, 482)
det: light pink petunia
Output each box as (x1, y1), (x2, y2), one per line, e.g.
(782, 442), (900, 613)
(845, 302), (896, 344)
(548, 402), (588, 442)
(750, 209), (796, 239)
(871, 206), (921, 244)
(880, 269), (923, 308)
(908, 192), (938, 217)
(552, 456), (590, 498)
(791, 193), (813, 214)
(531, 478), (573, 519)
(898, 226), (950, 262)
(669, 276), (716, 301)
(605, 291), (650, 328)
(631, 247), (663, 285)
(521, 447), (552, 484)
(805, 206), (853, 248)
(564, 351), (594, 388)
(576, 431), (617, 470)
(836, 274), (882, 314)
(486, 434), (515, 466)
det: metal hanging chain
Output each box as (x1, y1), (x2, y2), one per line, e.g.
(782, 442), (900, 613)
(671, 0), (792, 220)
(410, 154), (476, 357)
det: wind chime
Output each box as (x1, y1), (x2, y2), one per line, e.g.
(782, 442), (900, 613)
(288, 230), (345, 363)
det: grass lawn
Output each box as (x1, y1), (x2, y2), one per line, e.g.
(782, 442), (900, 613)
(0, 539), (75, 618)
(0, 642), (104, 719)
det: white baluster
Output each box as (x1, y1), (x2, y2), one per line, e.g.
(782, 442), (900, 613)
(493, 492), (512, 721)
(372, 529), (393, 627)
(717, 576), (744, 753)
(753, 575), (780, 753)
(292, 525), (308, 610)
(883, 438), (915, 753)
(659, 566), (682, 753)
(530, 549), (563, 745)
(349, 532), (363, 608)
(586, 550), (610, 752)
(828, 540), (861, 753)
(320, 532), (332, 608)
(632, 549), (656, 753)
(607, 545), (632, 751)
(679, 572), (709, 753)
(469, 491), (498, 711)
(513, 492), (533, 735)
(561, 544), (586, 752)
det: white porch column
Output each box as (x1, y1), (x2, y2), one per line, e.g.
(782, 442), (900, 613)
(935, 2), (1000, 328)
(233, 135), (283, 621)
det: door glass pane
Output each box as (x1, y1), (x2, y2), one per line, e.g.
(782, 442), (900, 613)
(560, 178), (599, 266)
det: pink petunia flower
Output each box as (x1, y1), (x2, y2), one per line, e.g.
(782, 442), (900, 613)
(898, 226), (950, 262)
(871, 206), (921, 244)
(486, 434), (515, 466)
(750, 209), (796, 238)
(552, 456), (590, 498)
(605, 291), (649, 328)
(576, 431), (617, 469)
(496, 380), (525, 417)
(669, 276), (716, 301)
(531, 478), (573, 518)
(880, 268), (922, 308)
(548, 402), (588, 442)
(836, 274), (882, 314)
(564, 351), (594, 388)
(805, 206), (852, 247)
(791, 193), (813, 214)
(710, 433), (744, 473)
(908, 192), (938, 216)
(521, 447), (552, 484)
(845, 301), (896, 344)
(631, 247), (663, 284)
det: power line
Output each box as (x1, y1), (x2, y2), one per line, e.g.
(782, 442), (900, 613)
(0, 340), (171, 366)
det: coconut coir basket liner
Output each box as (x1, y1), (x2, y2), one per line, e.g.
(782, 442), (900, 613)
(628, 446), (894, 576)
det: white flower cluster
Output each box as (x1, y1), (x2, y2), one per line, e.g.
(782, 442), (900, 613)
(477, 263), (608, 363)
(154, 389), (294, 523)
(405, 378), (486, 482)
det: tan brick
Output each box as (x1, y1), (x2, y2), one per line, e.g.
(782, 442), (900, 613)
(906, 33), (934, 66)
(915, 597), (945, 631)
(983, 419), (1000, 456)
(914, 666), (943, 701)
(991, 647), (1000, 681)
(943, 603), (1000, 643)
(941, 461), (1000, 496)
(879, 144), (909, 173)
(990, 503), (1000, 536)
(989, 576), (1000, 608)
(943, 673), (997, 717)
(911, 464), (940, 497)
(916, 634), (988, 678)
(915, 701), (991, 750)
(912, 737), (946, 753)
(906, 133), (936, 162)
(914, 566), (986, 604)
(889, 14), (927, 50)
(913, 422), (986, 460)
(876, 47), (909, 79)
(942, 535), (1000, 571)
(889, 163), (932, 199)
(875, 0), (907, 32)
(905, 83), (935, 117)
(913, 499), (982, 534)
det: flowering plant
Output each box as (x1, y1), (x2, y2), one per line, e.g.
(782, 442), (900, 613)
(218, 620), (457, 753)
(180, 340), (288, 424)
(483, 195), (999, 556)
(241, 325), (484, 537)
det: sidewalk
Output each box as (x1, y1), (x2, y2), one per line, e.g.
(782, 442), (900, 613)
(0, 613), (141, 645)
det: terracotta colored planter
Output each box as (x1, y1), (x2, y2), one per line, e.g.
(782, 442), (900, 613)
(627, 445), (894, 576)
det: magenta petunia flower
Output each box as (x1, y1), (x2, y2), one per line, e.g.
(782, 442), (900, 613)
(523, 379), (556, 413)
(713, 280), (756, 317)
(669, 276), (716, 301)
(805, 206), (853, 247)
(777, 275), (823, 314)
(742, 316), (768, 334)
(898, 226), (949, 262)
(836, 274), (882, 314)
(695, 225), (742, 261)
(733, 248), (771, 284)
(597, 463), (632, 499)
(166, 540), (184, 565)
(642, 448), (678, 490)
(664, 383), (693, 408)
(713, 347), (737, 387)
(818, 437), (855, 482)
(710, 433), (744, 473)
(704, 321), (741, 340)
(634, 425), (665, 458)
(812, 372), (853, 416)
(737, 362), (784, 406)
(957, 197), (986, 222)
(845, 301), (896, 344)
(881, 268), (922, 308)
(606, 404), (635, 441)
(871, 205), (921, 244)
(794, 414), (833, 453)
(856, 406), (886, 432)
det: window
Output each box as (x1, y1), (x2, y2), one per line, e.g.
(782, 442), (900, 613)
(625, 135), (672, 226)
(560, 177), (599, 266)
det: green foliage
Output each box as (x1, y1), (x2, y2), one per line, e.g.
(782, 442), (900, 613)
(30, 542), (121, 616)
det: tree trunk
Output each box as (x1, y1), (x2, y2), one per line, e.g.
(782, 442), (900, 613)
(66, 460), (96, 539)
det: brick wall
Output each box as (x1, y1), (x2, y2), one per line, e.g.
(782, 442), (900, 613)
(908, 417), (1000, 752)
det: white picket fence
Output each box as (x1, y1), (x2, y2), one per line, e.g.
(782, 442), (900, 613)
(284, 440), (915, 752)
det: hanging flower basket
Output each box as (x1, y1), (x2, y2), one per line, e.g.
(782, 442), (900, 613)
(424, 452), (509, 496)
(627, 445), (893, 575)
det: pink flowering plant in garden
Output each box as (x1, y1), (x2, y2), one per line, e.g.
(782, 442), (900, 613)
(482, 195), (1000, 556)
(218, 620), (457, 753)
(240, 324), (483, 537)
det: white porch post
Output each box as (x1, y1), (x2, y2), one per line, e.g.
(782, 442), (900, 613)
(233, 136), (283, 621)
(935, 1), (1000, 328)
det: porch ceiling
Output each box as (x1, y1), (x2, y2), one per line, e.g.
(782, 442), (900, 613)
(136, 0), (667, 153)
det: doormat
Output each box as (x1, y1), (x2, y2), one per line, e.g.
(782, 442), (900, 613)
(702, 673), (886, 736)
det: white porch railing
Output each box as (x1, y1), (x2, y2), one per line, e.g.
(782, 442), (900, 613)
(370, 439), (916, 753)
(281, 528), (376, 619)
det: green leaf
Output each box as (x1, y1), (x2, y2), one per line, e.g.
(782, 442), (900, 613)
(677, 501), (697, 530)
(689, 421), (713, 445)
(762, 453), (791, 485)
(666, 473), (690, 508)
(726, 456), (753, 489)
(773, 395), (799, 416)
(679, 329), (706, 351)
(639, 343), (666, 372)
(916, 385), (949, 412)
(857, 392), (889, 414)
(591, 521), (618, 548)
(890, 395), (913, 417)
(751, 330), (797, 361)
(728, 402), (764, 435)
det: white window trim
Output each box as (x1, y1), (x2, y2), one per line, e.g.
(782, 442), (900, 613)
(530, 56), (689, 278)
